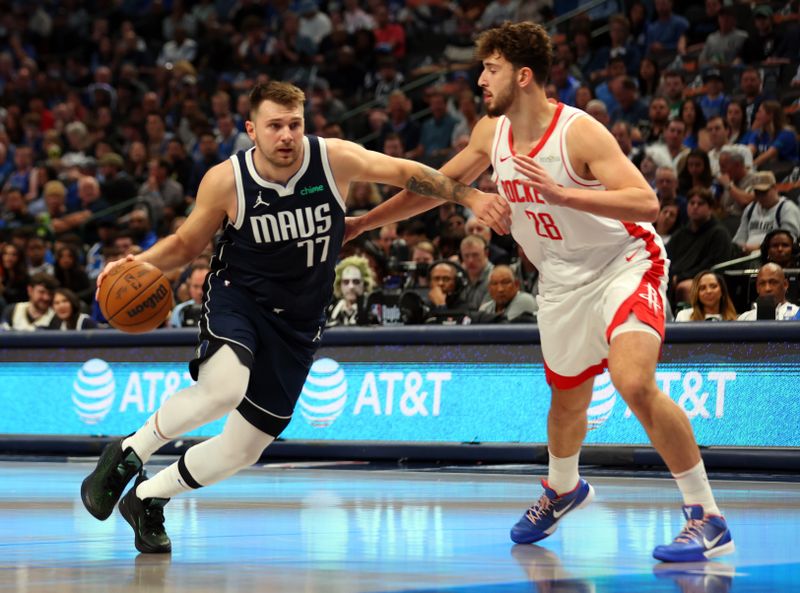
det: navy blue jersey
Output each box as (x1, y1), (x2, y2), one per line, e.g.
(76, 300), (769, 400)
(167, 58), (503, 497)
(211, 136), (346, 321)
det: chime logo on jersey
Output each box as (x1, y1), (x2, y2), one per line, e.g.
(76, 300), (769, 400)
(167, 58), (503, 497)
(250, 202), (332, 243)
(587, 371), (617, 431)
(300, 184), (325, 196)
(298, 358), (348, 428)
(72, 358), (116, 425)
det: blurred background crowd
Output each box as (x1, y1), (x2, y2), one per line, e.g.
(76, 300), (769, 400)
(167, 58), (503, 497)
(1, 0), (799, 331)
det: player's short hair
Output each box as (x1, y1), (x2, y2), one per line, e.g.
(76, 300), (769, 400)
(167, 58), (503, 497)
(475, 22), (553, 85)
(249, 81), (306, 117)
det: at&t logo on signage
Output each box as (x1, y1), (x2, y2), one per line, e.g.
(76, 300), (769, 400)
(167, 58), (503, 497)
(296, 358), (453, 429)
(72, 359), (116, 425)
(588, 371), (617, 431)
(298, 358), (348, 428)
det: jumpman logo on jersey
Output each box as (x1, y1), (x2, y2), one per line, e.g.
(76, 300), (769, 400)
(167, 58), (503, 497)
(254, 191), (271, 209)
(313, 325), (322, 342)
(638, 284), (662, 313)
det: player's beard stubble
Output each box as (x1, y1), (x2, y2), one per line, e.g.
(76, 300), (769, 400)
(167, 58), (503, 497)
(485, 81), (518, 118)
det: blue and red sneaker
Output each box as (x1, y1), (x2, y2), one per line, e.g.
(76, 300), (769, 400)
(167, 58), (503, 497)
(653, 505), (734, 562)
(510, 479), (595, 544)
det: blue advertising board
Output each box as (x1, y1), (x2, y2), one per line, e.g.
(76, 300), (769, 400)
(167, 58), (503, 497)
(1, 355), (798, 447)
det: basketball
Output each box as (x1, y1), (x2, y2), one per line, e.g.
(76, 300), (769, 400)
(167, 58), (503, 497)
(98, 260), (174, 333)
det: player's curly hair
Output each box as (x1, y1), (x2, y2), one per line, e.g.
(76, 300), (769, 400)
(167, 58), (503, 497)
(475, 21), (553, 85)
(333, 256), (376, 300)
(249, 81), (306, 116)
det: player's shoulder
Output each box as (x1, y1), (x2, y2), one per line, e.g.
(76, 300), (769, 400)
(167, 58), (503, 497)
(564, 111), (615, 150)
(196, 158), (236, 198)
(322, 137), (374, 178)
(466, 116), (502, 153)
(473, 115), (501, 139)
(320, 137), (362, 160)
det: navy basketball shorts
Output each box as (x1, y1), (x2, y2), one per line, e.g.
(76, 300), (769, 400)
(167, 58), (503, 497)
(190, 274), (323, 437)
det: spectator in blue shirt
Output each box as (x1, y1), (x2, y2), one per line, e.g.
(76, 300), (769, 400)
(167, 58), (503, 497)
(594, 14), (641, 79)
(645, 0), (689, 57)
(594, 57), (626, 115)
(550, 58), (580, 107)
(698, 69), (728, 122)
(418, 90), (458, 167)
(609, 77), (648, 126)
(744, 101), (799, 168)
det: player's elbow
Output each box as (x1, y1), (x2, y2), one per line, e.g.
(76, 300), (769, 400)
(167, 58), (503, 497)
(642, 191), (659, 222)
(644, 202), (659, 223)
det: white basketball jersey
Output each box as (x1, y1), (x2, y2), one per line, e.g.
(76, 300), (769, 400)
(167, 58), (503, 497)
(490, 103), (666, 294)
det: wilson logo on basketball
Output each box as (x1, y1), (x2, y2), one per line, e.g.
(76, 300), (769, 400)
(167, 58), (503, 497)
(126, 284), (170, 318)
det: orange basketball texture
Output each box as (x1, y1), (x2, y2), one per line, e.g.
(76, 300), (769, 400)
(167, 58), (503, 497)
(99, 261), (174, 333)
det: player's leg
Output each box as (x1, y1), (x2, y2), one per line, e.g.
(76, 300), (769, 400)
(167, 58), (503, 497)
(609, 330), (701, 473)
(510, 380), (596, 544)
(547, 382), (594, 492)
(123, 344), (250, 462)
(81, 344), (250, 521)
(118, 410), (277, 554)
(608, 329), (733, 562)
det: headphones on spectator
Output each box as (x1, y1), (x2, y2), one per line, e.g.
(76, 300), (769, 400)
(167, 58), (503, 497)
(428, 259), (468, 294)
(760, 229), (800, 263)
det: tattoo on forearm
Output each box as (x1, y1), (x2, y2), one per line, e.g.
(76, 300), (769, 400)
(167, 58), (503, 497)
(407, 165), (471, 204)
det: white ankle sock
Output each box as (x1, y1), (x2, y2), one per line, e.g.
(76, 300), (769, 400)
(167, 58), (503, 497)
(673, 460), (720, 516)
(136, 461), (193, 500)
(547, 449), (580, 495)
(122, 412), (169, 464)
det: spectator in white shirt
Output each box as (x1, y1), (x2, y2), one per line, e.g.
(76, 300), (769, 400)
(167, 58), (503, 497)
(732, 171), (800, 253)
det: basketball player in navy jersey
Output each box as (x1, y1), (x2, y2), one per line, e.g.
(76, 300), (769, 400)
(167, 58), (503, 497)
(347, 22), (733, 563)
(81, 81), (510, 554)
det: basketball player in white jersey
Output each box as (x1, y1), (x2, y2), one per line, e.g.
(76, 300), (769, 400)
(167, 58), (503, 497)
(346, 22), (733, 563)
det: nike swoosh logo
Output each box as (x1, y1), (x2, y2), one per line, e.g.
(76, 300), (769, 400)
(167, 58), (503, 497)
(703, 532), (725, 548)
(500, 155), (512, 162)
(625, 248), (640, 262)
(552, 499), (576, 519)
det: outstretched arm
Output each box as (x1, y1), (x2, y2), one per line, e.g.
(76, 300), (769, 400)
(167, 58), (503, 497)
(341, 116), (500, 239)
(95, 163), (232, 297)
(513, 115), (659, 222)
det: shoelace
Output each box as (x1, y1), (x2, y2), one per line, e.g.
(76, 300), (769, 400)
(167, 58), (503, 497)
(674, 518), (705, 543)
(525, 494), (554, 524)
(142, 504), (166, 535)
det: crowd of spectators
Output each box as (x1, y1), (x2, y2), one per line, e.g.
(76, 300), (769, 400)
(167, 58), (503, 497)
(1, 0), (800, 331)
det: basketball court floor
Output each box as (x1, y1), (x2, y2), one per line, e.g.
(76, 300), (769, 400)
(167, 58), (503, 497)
(0, 459), (797, 592)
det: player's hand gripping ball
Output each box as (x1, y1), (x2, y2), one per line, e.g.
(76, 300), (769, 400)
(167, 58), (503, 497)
(98, 260), (173, 333)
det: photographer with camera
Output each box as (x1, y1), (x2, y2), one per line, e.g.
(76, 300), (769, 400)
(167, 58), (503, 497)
(170, 263), (210, 328)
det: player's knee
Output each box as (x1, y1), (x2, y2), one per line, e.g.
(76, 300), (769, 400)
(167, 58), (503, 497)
(612, 371), (657, 412)
(199, 373), (249, 412)
(227, 436), (273, 469)
(550, 396), (587, 417)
